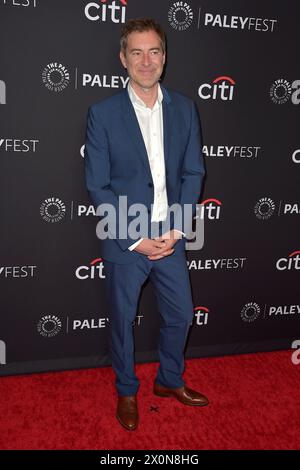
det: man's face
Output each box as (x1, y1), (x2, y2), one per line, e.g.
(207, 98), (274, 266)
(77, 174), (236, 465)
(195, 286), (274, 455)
(120, 29), (165, 90)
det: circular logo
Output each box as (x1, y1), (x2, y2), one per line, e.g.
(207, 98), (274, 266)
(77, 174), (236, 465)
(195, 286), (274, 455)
(37, 315), (62, 337)
(269, 79), (292, 104)
(168, 2), (193, 31)
(40, 197), (66, 223)
(254, 197), (275, 220)
(241, 302), (260, 323)
(292, 149), (300, 164)
(42, 62), (70, 92)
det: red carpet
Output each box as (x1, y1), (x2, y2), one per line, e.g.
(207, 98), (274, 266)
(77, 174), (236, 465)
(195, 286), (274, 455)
(0, 350), (299, 450)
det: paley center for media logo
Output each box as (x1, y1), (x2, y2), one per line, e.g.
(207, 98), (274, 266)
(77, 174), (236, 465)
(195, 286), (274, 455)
(203, 145), (261, 159)
(241, 302), (300, 322)
(241, 302), (261, 322)
(168, 3), (277, 33)
(198, 76), (235, 101)
(0, 137), (39, 153)
(36, 313), (144, 337)
(42, 61), (128, 92)
(42, 63), (70, 93)
(201, 11), (277, 32)
(37, 315), (62, 338)
(270, 78), (300, 105)
(254, 197), (300, 219)
(40, 197), (66, 223)
(3, 0), (37, 7)
(0, 265), (37, 278)
(84, 0), (127, 24)
(168, 2), (194, 31)
(188, 256), (246, 271)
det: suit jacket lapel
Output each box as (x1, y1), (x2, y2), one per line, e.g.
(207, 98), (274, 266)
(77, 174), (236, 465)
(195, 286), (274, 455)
(161, 85), (173, 169)
(121, 89), (152, 179)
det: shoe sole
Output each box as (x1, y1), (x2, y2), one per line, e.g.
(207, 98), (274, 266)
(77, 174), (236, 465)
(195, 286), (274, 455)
(154, 390), (209, 406)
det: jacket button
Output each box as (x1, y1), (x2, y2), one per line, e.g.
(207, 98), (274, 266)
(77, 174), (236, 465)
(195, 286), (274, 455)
(148, 182), (153, 187)
(148, 208), (151, 213)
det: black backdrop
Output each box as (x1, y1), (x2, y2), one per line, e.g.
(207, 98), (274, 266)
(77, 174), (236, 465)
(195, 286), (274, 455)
(0, 0), (299, 375)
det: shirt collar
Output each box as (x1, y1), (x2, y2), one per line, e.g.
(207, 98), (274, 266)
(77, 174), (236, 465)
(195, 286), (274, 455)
(127, 81), (163, 109)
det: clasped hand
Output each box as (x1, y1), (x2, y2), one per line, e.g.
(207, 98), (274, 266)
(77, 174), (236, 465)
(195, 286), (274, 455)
(133, 230), (182, 260)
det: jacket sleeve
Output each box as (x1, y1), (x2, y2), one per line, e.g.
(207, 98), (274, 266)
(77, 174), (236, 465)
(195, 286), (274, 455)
(84, 105), (140, 251)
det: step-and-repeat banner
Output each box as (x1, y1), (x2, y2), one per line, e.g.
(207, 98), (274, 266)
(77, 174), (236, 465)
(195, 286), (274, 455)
(0, 0), (299, 375)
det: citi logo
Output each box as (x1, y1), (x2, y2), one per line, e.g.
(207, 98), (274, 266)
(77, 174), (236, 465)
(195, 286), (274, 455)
(0, 80), (6, 104)
(194, 306), (209, 326)
(84, 0), (127, 24)
(197, 198), (222, 220)
(75, 258), (105, 279)
(270, 79), (300, 105)
(198, 76), (235, 101)
(276, 250), (300, 271)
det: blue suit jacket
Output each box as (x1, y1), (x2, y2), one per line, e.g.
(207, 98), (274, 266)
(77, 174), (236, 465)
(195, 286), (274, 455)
(84, 85), (205, 264)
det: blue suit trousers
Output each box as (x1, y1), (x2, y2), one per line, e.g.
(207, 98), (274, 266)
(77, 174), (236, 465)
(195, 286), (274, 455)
(103, 246), (194, 396)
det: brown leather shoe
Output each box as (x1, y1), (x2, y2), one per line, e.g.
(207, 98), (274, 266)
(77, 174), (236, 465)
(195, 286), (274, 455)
(153, 383), (209, 406)
(116, 395), (139, 431)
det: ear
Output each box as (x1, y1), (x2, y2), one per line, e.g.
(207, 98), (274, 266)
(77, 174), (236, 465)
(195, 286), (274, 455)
(119, 50), (127, 68)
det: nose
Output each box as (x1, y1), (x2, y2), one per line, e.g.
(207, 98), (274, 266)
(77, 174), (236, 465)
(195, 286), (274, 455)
(141, 52), (151, 66)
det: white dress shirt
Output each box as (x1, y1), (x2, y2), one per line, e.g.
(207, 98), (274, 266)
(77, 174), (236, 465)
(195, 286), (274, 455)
(126, 82), (184, 251)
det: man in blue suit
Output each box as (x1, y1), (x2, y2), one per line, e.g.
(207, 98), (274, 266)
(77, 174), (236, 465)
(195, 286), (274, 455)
(85, 18), (208, 431)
